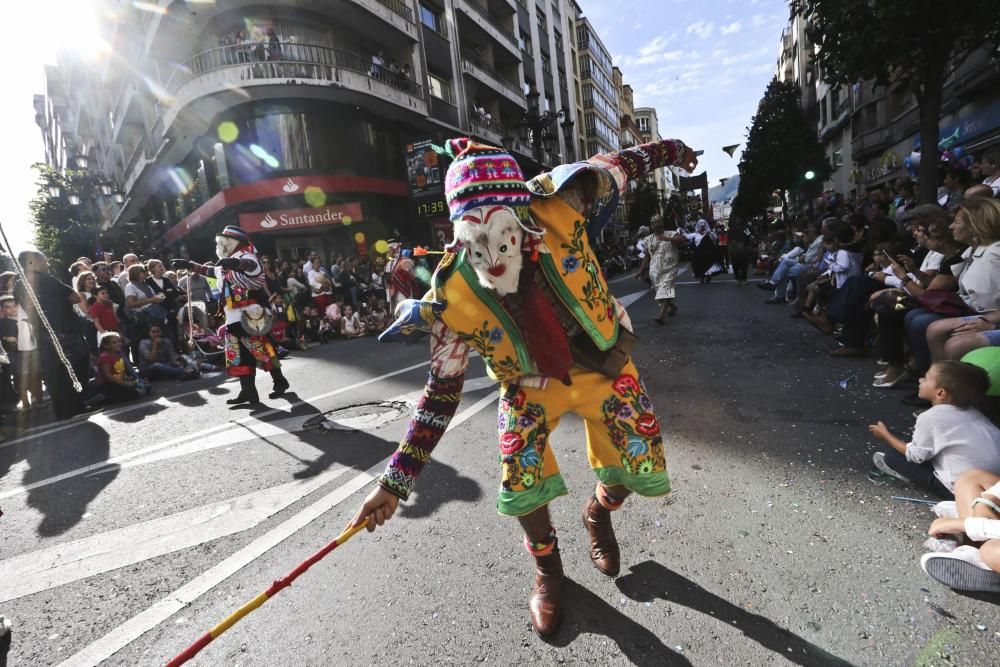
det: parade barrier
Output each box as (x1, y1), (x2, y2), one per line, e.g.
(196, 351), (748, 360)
(164, 521), (368, 666)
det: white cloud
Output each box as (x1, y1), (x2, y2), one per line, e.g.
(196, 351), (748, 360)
(720, 22), (741, 35)
(686, 20), (715, 39)
(751, 14), (768, 27)
(639, 36), (668, 57)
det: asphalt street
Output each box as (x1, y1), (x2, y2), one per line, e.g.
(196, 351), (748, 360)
(2, 266), (998, 666)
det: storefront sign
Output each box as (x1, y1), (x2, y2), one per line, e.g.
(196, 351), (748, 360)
(405, 139), (443, 195)
(239, 203), (363, 233)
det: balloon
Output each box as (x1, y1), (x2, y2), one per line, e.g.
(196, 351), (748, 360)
(961, 347), (1000, 397)
(374, 239), (389, 254)
(904, 156), (917, 177)
(952, 146), (966, 160)
(909, 151), (921, 167)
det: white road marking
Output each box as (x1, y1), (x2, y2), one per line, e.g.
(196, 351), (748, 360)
(58, 391), (499, 667)
(0, 361), (432, 500)
(617, 288), (650, 309)
(80, 376), (498, 479)
(0, 467), (352, 603)
(676, 278), (736, 286)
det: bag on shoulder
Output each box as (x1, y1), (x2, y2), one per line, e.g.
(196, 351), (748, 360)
(917, 289), (974, 316)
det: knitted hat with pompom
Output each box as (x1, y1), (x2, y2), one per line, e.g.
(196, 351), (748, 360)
(441, 138), (536, 230)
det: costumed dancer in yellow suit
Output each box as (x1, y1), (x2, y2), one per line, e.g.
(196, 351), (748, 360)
(350, 138), (698, 634)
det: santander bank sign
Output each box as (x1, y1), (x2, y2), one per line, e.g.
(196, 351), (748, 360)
(239, 203), (364, 233)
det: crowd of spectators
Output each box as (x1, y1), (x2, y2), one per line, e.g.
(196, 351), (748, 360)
(743, 152), (1000, 593)
(0, 242), (422, 427)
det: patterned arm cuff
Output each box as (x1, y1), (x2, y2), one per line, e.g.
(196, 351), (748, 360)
(377, 373), (465, 500)
(610, 139), (690, 182)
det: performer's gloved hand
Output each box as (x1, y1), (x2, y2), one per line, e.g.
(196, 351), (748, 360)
(216, 257), (241, 271)
(170, 259), (194, 270)
(348, 485), (400, 533)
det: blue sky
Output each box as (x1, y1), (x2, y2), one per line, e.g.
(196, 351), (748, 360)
(579, 0), (790, 187)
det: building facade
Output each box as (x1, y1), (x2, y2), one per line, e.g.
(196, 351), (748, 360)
(35, 0), (583, 261)
(573, 11), (620, 159)
(774, 6), (1000, 200)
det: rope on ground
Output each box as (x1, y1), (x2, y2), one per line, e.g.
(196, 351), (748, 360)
(0, 220), (82, 392)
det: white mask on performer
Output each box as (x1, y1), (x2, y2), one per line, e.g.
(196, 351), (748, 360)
(453, 205), (524, 296)
(215, 236), (239, 260)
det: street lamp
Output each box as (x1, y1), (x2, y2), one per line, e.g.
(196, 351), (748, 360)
(512, 90), (568, 163)
(47, 184), (62, 198)
(74, 153), (90, 170)
(67, 193), (82, 206)
(804, 170), (816, 181)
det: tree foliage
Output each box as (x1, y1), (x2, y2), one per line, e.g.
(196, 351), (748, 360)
(795, 0), (1000, 203)
(27, 163), (102, 277)
(733, 78), (829, 220)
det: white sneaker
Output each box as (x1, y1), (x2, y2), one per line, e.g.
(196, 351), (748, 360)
(876, 359), (890, 367)
(920, 546), (1000, 593)
(932, 500), (958, 518)
(872, 452), (912, 483)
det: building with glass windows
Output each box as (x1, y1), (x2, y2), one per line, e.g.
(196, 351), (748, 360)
(573, 13), (620, 159)
(35, 0), (583, 262)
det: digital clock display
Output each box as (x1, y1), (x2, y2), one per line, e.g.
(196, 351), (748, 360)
(414, 198), (447, 218)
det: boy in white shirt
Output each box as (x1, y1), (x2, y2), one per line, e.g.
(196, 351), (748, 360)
(868, 360), (1000, 498)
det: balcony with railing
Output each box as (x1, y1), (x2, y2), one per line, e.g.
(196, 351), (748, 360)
(460, 48), (526, 107)
(469, 108), (507, 145)
(158, 43), (426, 136)
(456, 0), (519, 55)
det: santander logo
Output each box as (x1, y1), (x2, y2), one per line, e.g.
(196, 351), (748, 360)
(282, 178), (299, 193)
(259, 213), (279, 229)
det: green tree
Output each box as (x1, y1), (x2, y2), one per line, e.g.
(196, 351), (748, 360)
(795, 0), (1000, 203)
(27, 163), (102, 277)
(734, 78), (829, 221)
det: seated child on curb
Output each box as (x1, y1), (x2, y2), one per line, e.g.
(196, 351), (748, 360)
(340, 304), (365, 338)
(97, 332), (150, 403)
(869, 360), (1000, 499)
(920, 469), (1000, 593)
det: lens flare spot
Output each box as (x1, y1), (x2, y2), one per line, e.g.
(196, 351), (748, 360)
(374, 239), (389, 254)
(217, 121), (239, 143)
(303, 186), (326, 207)
(166, 167), (194, 195)
(132, 1), (168, 14)
(249, 144), (280, 168)
(354, 232), (366, 243)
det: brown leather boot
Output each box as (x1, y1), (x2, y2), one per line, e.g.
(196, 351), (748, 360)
(582, 495), (620, 577)
(528, 544), (563, 636)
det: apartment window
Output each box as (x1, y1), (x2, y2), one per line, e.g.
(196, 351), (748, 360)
(637, 116), (648, 132)
(519, 30), (531, 51)
(551, 2), (559, 17)
(419, 3), (442, 33)
(554, 29), (563, 54)
(537, 9), (547, 32)
(545, 95), (554, 112)
(427, 73), (452, 102)
(541, 54), (551, 73)
(830, 86), (840, 114)
(832, 148), (843, 168)
(820, 96), (828, 126)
